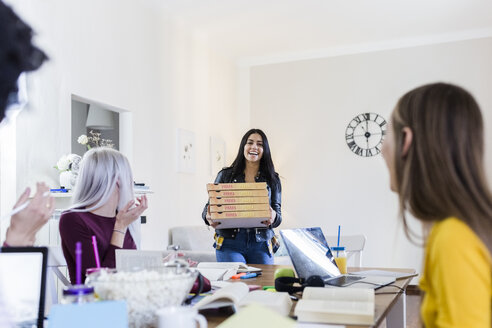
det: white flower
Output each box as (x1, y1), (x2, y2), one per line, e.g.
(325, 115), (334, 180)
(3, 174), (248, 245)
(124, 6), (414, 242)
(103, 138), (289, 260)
(69, 155), (82, 172)
(55, 153), (82, 172)
(56, 155), (70, 171)
(67, 153), (80, 162)
(78, 131), (114, 150)
(77, 134), (88, 145)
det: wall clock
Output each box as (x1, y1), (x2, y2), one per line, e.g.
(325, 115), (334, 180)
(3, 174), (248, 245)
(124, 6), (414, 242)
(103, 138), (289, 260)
(345, 112), (387, 157)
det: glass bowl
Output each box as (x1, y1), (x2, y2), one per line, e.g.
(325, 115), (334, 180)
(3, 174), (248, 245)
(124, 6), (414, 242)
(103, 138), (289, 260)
(87, 262), (196, 328)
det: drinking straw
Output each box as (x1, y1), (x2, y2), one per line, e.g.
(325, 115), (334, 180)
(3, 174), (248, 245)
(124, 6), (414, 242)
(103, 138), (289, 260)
(76, 241), (82, 285)
(336, 225), (341, 257)
(91, 235), (101, 268)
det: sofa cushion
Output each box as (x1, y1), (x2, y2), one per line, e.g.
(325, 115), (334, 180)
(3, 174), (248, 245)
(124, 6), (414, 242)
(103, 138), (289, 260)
(169, 226), (215, 251)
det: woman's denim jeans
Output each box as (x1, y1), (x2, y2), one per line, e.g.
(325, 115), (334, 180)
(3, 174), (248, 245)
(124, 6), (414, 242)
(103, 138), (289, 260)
(215, 228), (273, 264)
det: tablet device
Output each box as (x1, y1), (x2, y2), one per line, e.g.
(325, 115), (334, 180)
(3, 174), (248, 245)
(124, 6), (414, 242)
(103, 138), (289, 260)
(0, 246), (48, 328)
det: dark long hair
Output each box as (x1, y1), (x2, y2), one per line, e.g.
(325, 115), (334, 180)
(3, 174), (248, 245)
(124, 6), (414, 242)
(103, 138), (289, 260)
(0, 1), (48, 120)
(230, 129), (279, 187)
(392, 82), (492, 254)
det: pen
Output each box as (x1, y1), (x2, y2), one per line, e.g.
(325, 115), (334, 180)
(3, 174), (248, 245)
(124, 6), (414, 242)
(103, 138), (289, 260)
(0, 191), (51, 222)
(248, 284), (262, 291)
(231, 273), (247, 279)
(240, 272), (261, 279)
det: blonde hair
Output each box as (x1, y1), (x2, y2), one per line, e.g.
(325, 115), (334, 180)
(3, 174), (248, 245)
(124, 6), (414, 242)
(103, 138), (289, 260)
(68, 147), (139, 246)
(392, 82), (492, 253)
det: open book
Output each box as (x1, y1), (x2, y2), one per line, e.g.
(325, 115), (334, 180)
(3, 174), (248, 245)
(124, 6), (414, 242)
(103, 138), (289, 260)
(115, 249), (164, 270)
(193, 282), (292, 316)
(294, 287), (375, 325)
(196, 262), (262, 281)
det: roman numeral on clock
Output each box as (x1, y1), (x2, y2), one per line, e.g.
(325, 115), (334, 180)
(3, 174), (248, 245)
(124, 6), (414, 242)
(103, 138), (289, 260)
(345, 112), (387, 157)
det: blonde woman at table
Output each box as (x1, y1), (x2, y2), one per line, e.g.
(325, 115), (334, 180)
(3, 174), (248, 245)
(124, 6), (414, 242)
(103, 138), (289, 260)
(382, 82), (492, 328)
(59, 148), (148, 284)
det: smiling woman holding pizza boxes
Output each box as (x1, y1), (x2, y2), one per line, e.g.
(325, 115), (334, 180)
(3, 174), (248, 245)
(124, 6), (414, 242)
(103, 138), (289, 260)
(202, 129), (282, 264)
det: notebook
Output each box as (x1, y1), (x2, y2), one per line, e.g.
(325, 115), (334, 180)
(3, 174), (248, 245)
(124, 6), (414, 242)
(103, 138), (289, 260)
(0, 246), (48, 328)
(279, 228), (394, 289)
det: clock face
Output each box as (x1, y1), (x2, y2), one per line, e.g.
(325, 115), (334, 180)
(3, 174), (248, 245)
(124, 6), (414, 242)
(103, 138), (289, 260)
(345, 112), (387, 157)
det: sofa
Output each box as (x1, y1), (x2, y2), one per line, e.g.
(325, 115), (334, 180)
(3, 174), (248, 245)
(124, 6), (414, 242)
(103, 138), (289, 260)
(166, 225), (217, 263)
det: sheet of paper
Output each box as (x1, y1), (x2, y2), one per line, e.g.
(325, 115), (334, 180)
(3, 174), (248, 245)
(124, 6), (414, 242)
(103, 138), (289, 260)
(211, 281), (233, 289)
(349, 270), (418, 280)
(237, 265), (262, 273)
(197, 262), (262, 273)
(197, 267), (236, 281)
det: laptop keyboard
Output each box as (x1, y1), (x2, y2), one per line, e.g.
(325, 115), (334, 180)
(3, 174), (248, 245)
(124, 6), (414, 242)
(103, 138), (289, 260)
(325, 275), (364, 286)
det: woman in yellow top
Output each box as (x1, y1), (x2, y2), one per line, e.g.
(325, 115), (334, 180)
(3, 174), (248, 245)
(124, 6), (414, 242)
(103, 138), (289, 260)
(382, 82), (492, 327)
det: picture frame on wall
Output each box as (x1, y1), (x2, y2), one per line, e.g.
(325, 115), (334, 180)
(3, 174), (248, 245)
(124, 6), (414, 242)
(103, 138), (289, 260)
(176, 128), (196, 174)
(210, 136), (226, 176)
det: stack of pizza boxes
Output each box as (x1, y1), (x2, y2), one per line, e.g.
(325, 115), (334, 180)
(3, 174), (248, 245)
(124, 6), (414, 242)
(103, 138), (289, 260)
(207, 182), (270, 229)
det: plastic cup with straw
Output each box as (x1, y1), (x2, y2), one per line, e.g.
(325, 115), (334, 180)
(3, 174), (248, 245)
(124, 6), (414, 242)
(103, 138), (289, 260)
(63, 241), (95, 303)
(332, 226), (347, 274)
(76, 241), (82, 285)
(336, 225), (340, 257)
(87, 235), (112, 277)
(91, 235), (101, 269)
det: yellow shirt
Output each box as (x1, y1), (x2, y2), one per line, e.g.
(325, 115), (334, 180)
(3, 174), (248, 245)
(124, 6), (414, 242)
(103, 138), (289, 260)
(420, 217), (491, 328)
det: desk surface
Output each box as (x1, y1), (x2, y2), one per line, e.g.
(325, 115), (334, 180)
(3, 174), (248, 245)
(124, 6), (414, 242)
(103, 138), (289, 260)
(203, 265), (415, 328)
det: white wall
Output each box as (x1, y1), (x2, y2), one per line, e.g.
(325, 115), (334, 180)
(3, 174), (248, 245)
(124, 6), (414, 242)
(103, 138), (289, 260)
(249, 37), (492, 273)
(6, 0), (491, 274)
(6, 0), (242, 249)
(139, 15), (242, 250)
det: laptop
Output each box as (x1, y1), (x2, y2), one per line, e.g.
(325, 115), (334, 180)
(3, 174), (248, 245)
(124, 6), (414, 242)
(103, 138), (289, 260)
(0, 246), (48, 328)
(280, 228), (395, 289)
(115, 249), (164, 271)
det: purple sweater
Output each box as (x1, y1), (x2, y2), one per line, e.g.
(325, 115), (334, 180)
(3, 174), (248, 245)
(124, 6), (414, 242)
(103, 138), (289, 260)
(59, 211), (136, 284)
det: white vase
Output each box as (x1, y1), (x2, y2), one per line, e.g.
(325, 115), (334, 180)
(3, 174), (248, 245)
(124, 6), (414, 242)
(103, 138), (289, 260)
(59, 171), (72, 189)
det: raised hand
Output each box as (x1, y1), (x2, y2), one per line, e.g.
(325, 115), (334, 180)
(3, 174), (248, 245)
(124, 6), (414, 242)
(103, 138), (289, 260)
(114, 195), (148, 231)
(111, 195), (148, 248)
(5, 182), (54, 246)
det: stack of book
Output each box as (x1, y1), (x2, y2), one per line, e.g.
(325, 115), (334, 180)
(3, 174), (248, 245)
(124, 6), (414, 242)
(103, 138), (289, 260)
(207, 182), (270, 229)
(133, 182), (153, 194)
(294, 287), (375, 325)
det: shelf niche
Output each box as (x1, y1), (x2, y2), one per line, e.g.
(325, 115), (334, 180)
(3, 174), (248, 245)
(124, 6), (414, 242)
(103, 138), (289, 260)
(71, 95), (133, 165)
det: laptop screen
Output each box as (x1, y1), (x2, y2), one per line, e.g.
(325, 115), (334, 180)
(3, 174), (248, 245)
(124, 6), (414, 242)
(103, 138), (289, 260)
(0, 247), (48, 328)
(280, 227), (341, 280)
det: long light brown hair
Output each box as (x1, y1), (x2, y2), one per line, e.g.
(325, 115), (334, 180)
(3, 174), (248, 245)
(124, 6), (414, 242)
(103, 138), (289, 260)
(392, 82), (492, 254)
